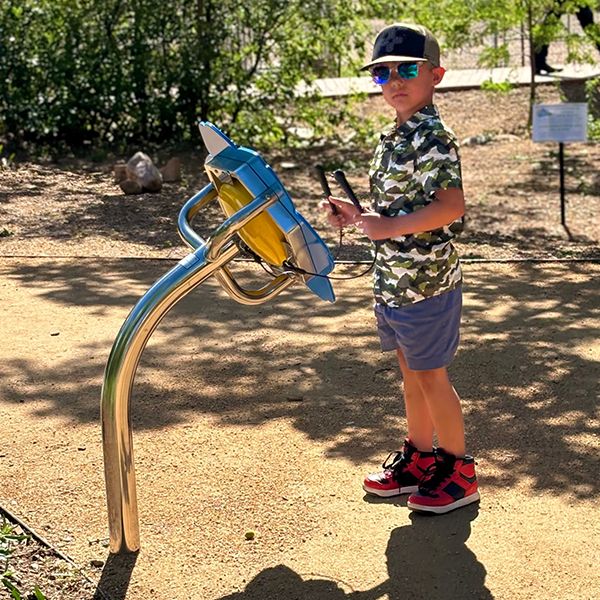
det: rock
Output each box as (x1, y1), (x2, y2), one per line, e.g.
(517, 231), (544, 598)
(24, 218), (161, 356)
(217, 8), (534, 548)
(495, 134), (521, 143)
(125, 152), (163, 192)
(160, 157), (181, 183)
(119, 178), (143, 195)
(287, 126), (314, 140)
(461, 133), (494, 146)
(113, 162), (128, 184)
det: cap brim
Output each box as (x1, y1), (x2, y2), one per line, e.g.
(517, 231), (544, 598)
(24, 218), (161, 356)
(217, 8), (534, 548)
(360, 55), (428, 71)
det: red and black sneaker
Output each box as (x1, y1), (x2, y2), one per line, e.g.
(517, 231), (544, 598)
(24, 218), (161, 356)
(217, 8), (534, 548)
(363, 439), (435, 497)
(407, 447), (480, 514)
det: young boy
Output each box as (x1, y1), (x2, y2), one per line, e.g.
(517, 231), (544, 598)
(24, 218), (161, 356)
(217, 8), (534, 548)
(322, 23), (479, 514)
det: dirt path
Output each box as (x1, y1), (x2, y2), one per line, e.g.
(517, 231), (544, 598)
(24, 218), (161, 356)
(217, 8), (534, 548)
(1, 257), (598, 599)
(1, 87), (599, 264)
(1, 83), (599, 599)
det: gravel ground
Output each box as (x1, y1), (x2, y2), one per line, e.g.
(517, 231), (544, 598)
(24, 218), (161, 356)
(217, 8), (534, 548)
(1, 86), (599, 264)
(0, 83), (599, 600)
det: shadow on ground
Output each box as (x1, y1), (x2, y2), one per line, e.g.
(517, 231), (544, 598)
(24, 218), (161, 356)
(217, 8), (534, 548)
(2, 146), (599, 260)
(1, 259), (599, 500)
(215, 506), (488, 600)
(94, 552), (138, 600)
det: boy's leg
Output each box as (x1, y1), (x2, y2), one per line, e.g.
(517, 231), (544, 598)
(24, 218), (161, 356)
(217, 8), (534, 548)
(412, 367), (465, 457)
(396, 350), (434, 451)
(406, 368), (479, 514)
(362, 350), (436, 497)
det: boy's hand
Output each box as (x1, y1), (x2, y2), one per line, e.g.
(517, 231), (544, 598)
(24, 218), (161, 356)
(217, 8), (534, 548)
(354, 212), (402, 241)
(318, 197), (403, 240)
(319, 196), (361, 229)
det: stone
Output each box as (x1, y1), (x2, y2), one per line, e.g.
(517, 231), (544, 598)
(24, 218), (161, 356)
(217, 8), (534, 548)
(113, 162), (128, 184)
(160, 157), (181, 183)
(119, 178), (143, 195)
(461, 133), (494, 146)
(125, 151), (163, 192)
(495, 134), (521, 143)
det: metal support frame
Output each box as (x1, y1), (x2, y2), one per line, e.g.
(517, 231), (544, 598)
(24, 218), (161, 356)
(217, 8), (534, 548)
(101, 185), (296, 553)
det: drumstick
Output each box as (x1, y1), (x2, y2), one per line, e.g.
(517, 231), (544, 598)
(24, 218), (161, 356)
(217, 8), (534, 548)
(332, 169), (364, 213)
(314, 164), (337, 214)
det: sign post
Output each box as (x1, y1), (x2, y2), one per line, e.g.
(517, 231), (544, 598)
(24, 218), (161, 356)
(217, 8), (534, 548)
(558, 141), (565, 227)
(532, 103), (588, 233)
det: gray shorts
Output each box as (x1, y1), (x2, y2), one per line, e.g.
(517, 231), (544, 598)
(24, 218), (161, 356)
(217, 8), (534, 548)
(374, 287), (462, 371)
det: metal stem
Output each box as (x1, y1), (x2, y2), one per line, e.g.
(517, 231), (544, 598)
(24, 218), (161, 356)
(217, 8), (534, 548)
(559, 142), (566, 228)
(101, 190), (280, 553)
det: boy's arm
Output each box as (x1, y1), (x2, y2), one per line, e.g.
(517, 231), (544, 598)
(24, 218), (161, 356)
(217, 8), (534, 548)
(356, 187), (465, 241)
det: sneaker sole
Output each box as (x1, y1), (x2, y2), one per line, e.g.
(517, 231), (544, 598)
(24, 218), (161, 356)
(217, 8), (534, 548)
(407, 491), (480, 514)
(363, 484), (419, 497)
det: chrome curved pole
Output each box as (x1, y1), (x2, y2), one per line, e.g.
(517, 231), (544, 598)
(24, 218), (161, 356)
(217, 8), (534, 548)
(179, 185), (298, 305)
(214, 267), (295, 305)
(177, 184), (218, 250)
(101, 189), (284, 553)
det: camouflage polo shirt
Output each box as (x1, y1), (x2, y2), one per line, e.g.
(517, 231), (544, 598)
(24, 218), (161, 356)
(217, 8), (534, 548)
(368, 104), (464, 307)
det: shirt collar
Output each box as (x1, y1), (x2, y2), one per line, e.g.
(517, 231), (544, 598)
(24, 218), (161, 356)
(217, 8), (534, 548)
(382, 104), (439, 139)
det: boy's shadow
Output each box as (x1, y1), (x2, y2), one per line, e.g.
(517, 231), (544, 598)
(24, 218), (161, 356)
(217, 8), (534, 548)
(384, 504), (492, 600)
(217, 504), (492, 600)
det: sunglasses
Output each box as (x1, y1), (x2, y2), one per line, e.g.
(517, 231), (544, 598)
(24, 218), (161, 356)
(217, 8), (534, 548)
(370, 62), (421, 85)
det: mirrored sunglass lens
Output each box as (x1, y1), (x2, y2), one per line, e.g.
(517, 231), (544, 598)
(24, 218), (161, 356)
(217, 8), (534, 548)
(397, 63), (419, 79)
(371, 66), (390, 84)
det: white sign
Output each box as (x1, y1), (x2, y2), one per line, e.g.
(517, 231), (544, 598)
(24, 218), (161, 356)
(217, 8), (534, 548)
(532, 103), (588, 143)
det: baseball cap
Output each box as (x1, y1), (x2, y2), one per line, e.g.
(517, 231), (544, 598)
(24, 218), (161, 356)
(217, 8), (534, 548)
(361, 23), (441, 70)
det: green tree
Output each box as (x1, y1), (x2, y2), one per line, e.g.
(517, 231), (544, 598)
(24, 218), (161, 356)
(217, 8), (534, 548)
(368, 0), (600, 122)
(0, 0), (370, 150)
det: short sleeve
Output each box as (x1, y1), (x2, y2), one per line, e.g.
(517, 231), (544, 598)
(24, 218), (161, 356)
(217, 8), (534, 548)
(416, 130), (462, 197)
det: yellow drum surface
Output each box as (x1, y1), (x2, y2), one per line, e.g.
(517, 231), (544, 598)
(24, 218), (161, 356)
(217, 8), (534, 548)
(217, 179), (288, 266)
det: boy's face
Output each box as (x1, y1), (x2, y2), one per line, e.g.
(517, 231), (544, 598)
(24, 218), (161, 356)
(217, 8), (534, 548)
(374, 61), (445, 122)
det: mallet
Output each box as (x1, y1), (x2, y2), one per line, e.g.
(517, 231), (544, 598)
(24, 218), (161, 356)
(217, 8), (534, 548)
(332, 169), (365, 213)
(314, 164), (337, 214)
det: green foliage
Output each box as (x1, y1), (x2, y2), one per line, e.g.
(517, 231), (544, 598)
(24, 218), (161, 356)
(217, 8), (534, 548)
(368, 0), (599, 76)
(2, 1), (598, 152)
(368, 0), (600, 123)
(478, 44), (511, 68)
(481, 79), (515, 93)
(0, 0), (370, 150)
(586, 77), (600, 140)
(388, 0), (523, 51)
(394, 0), (598, 58)
(1, 517), (47, 600)
(32, 586), (47, 600)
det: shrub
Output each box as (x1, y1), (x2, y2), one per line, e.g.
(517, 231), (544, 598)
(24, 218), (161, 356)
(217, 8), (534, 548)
(0, 0), (370, 151)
